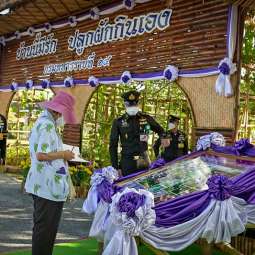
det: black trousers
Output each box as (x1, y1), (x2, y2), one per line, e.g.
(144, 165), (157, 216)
(32, 195), (64, 255)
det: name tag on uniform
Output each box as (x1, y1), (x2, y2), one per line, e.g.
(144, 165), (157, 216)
(178, 143), (184, 148)
(0, 134), (3, 140)
(140, 134), (148, 141)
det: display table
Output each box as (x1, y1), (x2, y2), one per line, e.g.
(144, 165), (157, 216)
(83, 147), (255, 255)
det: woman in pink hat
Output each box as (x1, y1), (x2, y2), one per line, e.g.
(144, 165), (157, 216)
(25, 90), (78, 255)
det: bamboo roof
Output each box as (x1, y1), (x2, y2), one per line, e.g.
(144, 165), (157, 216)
(0, 0), (115, 37)
(0, 0), (254, 37)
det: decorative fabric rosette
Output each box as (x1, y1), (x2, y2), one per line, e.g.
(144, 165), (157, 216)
(41, 79), (50, 89)
(163, 65), (179, 82)
(88, 76), (99, 87)
(69, 16), (77, 27)
(215, 57), (237, 97)
(27, 27), (35, 36)
(207, 175), (233, 201)
(149, 158), (165, 170)
(121, 71), (132, 84)
(196, 132), (226, 151)
(0, 36), (6, 46)
(90, 7), (100, 20)
(83, 166), (119, 214)
(25, 80), (33, 90)
(232, 138), (254, 156)
(103, 188), (156, 255)
(64, 77), (74, 88)
(14, 31), (21, 39)
(44, 23), (52, 33)
(210, 132), (226, 147)
(123, 0), (136, 10)
(10, 82), (18, 92)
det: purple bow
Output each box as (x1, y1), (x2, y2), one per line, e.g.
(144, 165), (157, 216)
(42, 81), (48, 89)
(122, 75), (130, 83)
(164, 69), (172, 80)
(206, 174), (233, 201)
(117, 191), (146, 218)
(10, 84), (16, 91)
(89, 81), (96, 87)
(149, 158), (165, 170)
(232, 138), (254, 156)
(25, 82), (30, 89)
(65, 81), (71, 87)
(219, 62), (230, 75)
(124, 0), (132, 7)
(97, 180), (124, 203)
(90, 10), (95, 17)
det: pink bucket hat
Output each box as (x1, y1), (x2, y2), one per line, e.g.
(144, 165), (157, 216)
(39, 90), (78, 124)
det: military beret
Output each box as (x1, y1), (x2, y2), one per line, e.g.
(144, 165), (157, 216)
(121, 91), (140, 105)
(168, 115), (180, 122)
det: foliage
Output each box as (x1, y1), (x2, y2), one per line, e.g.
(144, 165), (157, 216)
(69, 164), (92, 187)
(82, 80), (192, 168)
(19, 158), (31, 181)
(242, 19), (255, 65)
(6, 144), (30, 166)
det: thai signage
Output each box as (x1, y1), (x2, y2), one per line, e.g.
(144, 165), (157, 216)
(68, 9), (172, 56)
(15, 9), (172, 73)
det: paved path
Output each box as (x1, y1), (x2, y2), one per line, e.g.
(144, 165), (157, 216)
(0, 174), (93, 254)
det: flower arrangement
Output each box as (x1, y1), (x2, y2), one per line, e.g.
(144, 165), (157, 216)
(69, 164), (92, 187)
(19, 158), (31, 181)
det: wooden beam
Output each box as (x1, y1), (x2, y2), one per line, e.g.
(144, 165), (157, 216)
(58, 0), (71, 14)
(73, 0), (82, 9)
(21, 6), (41, 23)
(32, 2), (51, 20)
(44, 0), (61, 17)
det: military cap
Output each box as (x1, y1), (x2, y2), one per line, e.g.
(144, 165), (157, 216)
(168, 115), (180, 122)
(121, 90), (140, 105)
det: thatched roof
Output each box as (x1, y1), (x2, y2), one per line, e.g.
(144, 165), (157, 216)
(0, 0), (33, 12)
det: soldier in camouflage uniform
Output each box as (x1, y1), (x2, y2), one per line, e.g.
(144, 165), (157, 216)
(109, 91), (170, 177)
(154, 115), (188, 163)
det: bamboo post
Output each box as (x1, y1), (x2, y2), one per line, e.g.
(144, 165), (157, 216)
(201, 239), (212, 255)
(215, 242), (244, 255)
(97, 240), (104, 255)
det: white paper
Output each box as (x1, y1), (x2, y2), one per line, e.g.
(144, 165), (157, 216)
(62, 143), (89, 162)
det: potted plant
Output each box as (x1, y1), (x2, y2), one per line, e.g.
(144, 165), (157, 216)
(19, 158), (31, 195)
(68, 163), (92, 198)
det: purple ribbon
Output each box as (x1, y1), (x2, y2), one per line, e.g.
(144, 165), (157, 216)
(42, 80), (48, 89)
(117, 191), (146, 218)
(97, 180), (124, 203)
(124, 0), (132, 7)
(65, 81), (71, 87)
(232, 138), (254, 156)
(164, 69), (172, 80)
(219, 62), (230, 75)
(10, 84), (16, 91)
(69, 17), (74, 24)
(90, 10), (95, 17)
(45, 24), (50, 30)
(206, 175), (233, 201)
(89, 81), (96, 87)
(122, 75), (130, 83)
(149, 158), (165, 170)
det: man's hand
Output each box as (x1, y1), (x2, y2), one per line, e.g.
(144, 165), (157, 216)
(161, 138), (170, 148)
(117, 169), (123, 178)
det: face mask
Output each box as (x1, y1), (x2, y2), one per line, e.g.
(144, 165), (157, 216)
(126, 106), (139, 116)
(55, 114), (66, 127)
(168, 123), (176, 130)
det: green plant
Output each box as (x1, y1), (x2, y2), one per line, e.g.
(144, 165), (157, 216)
(19, 158), (31, 181)
(68, 164), (92, 187)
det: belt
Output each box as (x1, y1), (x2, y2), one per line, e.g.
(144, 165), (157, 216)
(122, 154), (148, 160)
